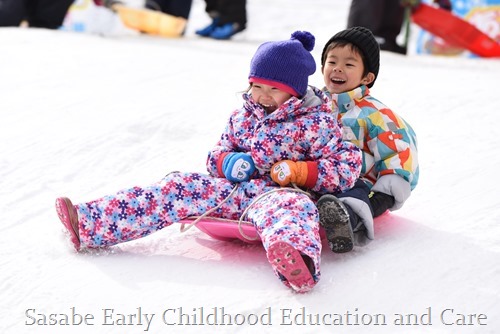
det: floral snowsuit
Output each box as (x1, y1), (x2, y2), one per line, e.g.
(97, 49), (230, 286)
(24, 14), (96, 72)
(75, 86), (361, 285)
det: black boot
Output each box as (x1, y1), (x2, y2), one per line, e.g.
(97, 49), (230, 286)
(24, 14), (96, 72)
(317, 195), (354, 253)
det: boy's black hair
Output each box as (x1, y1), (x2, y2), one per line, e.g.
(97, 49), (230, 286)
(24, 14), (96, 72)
(321, 27), (380, 88)
(322, 40), (371, 80)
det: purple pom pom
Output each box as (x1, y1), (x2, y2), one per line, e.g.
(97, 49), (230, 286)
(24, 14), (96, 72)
(291, 31), (315, 51)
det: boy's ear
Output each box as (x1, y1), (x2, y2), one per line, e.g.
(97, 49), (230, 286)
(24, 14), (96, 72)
(361, 72), (375, 86)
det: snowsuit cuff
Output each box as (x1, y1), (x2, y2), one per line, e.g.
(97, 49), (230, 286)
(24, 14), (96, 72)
(304, 161), (318, 189)
(216, 152), (231, 177)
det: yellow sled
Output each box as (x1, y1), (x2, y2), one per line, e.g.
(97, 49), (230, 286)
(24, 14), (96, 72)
(112, 4), (186, 38)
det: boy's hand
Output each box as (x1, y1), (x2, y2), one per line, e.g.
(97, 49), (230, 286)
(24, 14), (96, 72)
(222, 153), (255, 182)
(271, 160), (309, 187)
(371, 174), (411, 211)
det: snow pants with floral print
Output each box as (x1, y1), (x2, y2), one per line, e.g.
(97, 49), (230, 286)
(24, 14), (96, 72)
(75, 172), (322, 281)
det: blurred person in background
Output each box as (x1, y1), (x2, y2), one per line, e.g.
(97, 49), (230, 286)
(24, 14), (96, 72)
(144, 0), (192, 21)
(0, 0), (74, 28)
(195, 0), (246, 39)
(347, 0), (452, 55)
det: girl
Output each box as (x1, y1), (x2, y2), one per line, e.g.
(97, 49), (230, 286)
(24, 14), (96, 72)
(56, 31), (362, 293)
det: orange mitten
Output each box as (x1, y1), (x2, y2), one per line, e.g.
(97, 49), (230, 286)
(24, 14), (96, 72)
(271, 160), (309, 187)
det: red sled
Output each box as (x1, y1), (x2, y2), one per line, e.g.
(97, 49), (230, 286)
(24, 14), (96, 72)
(179, 217), (262, 244)
(412, 3), (500, 57)
(179, 216), (335, 244)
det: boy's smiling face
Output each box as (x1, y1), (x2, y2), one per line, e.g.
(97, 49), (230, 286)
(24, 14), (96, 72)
(321, 45), (375, 94)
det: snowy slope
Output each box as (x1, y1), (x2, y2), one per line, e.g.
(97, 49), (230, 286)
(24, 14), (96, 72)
(1, 0), (499, 333)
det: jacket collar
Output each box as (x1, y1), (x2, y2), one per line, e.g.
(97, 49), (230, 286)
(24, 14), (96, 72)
(323, 85), (370, 113)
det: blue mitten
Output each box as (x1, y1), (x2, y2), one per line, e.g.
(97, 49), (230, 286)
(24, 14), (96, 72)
(222, 153), (255, 182)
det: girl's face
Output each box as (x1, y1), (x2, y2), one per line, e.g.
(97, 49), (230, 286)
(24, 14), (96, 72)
(321, 45), (375, 94)
(251, 83), (293, 114)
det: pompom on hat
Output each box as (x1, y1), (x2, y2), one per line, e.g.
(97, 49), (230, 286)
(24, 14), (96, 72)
(249, 31), (316, 97)
(321, 26), (380, 88)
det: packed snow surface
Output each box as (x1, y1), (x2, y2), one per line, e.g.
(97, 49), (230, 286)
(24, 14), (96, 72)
(1, 0), (499, 333)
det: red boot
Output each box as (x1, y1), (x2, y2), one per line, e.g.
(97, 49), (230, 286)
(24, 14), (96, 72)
(268, 241), (316, 293)
(55, 197), (81, 251)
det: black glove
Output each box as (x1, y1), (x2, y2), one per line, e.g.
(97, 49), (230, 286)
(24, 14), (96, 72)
(434, 0), (452, 11)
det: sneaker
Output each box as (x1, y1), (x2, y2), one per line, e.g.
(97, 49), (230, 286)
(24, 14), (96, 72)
(195, 18), (220, 37)
(268, 241), (316, 293)
(317, 194), (354, 253)
(209, 22), (244, 40)
(55, 197), (81, 251)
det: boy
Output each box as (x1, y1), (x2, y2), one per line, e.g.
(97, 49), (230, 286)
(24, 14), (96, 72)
(317, 26), (419, 253)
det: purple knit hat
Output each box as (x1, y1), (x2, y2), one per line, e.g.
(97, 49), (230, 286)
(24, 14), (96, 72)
(249, 31), (316, 97)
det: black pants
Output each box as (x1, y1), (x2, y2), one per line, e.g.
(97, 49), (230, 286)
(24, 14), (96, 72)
(336, 179), (395, 230)
(336, 179), (373, 229)
(145, 0), (193, 19)
(347, 0), (404, 45)
(204, 0), (246, 27)
(0, 0), (73, 28)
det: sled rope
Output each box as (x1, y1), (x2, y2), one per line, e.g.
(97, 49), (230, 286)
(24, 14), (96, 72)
(180, 181), (312, 242)
(179, 183), (240, 233)
(236, 184), (312, 241)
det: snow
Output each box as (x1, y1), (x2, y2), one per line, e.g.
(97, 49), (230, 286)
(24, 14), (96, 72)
(1, 0), (499, 333)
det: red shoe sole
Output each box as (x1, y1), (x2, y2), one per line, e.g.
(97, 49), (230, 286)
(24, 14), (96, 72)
(268, 241), (316, 293)
(55, 197), (81, 251)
